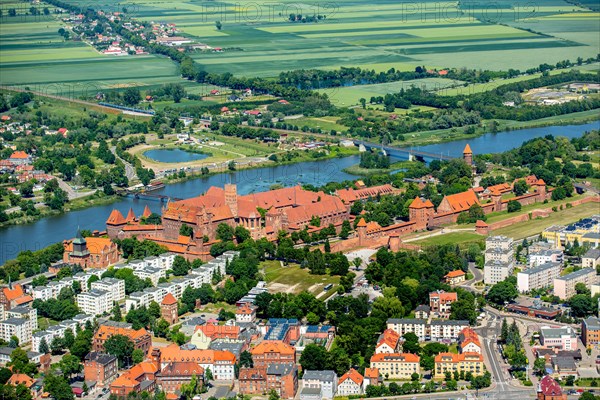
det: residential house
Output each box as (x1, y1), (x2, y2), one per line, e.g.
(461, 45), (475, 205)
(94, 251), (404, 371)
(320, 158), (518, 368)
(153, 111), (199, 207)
(415, 305), (430, 320)
(239, 364), (298, 399)
(236, 303), (257, 323)
(77, 289), (112, 316)
(429, 290), (458, 318)
(337, 368), (364, 396)
(302, 370), (338, 400)
(191, 323), (240, 349)
(517, 262), (561, 293)
(445, 270), (466, 285)
(363, 368), (380, 389)
(537, 375), (567, 400)
(458, 328), (481, 354)
(582, 248), (600, 269)
(91, 278), (126, 303)
(0, 317), (32, 344)
(553, 268), (596, 300)
(0, 284), (33, 310)
(375, 329), (400, 354)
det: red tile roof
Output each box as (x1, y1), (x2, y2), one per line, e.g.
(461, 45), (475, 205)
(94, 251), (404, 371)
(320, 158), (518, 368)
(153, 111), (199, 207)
(339, 368), (363, 386)
(251, 340), (295, 356)
(2, 284), (25, 302)
(356, 218), (367, 227)
(463, 144), (472, 154)
(475, 220), (488, 228)
(430, 290), (458, 302)
(364, 367), (379, 380)
(441, 189), (479, 213)
(161, 293), (177, 305)
(370, 353), (420, 363)
(9, 151), (29, 159)
(539, 375), (563, 396)
(142, 205), (152, 218)
(106, 209), (126, 225)
(445, 270), (465, 278)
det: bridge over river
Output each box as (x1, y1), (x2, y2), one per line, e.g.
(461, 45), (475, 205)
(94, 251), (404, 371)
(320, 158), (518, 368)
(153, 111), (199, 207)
(353, 140), (456, 161)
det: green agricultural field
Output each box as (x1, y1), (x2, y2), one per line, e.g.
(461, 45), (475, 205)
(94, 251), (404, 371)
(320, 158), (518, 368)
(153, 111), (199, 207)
(317, 78), (462, 106)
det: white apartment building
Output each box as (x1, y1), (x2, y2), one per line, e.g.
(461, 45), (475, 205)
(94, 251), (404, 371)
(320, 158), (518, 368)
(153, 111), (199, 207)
(302, 371), (338, 400)
(386, 319), (428, 341)
(133, 267), (165, 286)
(554, 268), (597, 300)
(484, 236), (514, 285)
(484, 260), (513, 286)
(91, 277), (126, 303)
(32, 285), (53, 301)
(5, 306), (37, 331)
(31, 314), (93, 353)
(529, 249), (564, 267)
(583, 249), (600, 269)
(77, 289), (112, 316)
(0, 318), (32, 344)
(517, 262), (561, 293)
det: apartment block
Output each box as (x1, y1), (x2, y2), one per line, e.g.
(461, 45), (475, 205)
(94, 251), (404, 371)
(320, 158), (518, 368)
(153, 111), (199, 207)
(434, 352), (484, 379)
(5, 306), (37, 331)
(84, 352), (118, 387)
(91, 278), (126, 303)
(517, 262), (561, 293)
(369, 353), (420, 380)
(583, 248), (600, 269)
(529, 249), (564, 267)
(386, 319), (469, 342)
(484, 236), (514, 285)
(553, 268), (596, 300)
(0, 317), (32, 344)
(77, 289), (112, 316)
(582, 317), (600, 347)
(429, 291), (458, 318)
(302, 370), (338, 400)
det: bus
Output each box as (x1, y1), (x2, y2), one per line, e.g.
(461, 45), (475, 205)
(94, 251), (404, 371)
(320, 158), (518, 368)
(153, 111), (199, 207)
(323, 284), (333, 291)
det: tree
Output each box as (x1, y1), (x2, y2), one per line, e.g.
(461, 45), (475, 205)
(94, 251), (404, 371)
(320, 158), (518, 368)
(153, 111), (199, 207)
(63, 328), (75, 348)
(20, 181), (34, 197)
(179, 224), (194, 238)
(507, 200), (522, 213)
(533, 357), (547, 376)
(111, 302), (122, 321)
(8, 347), (38, 376)
(180, 373), (202, 399)
(339, 220), (351, 239)
(215, 20), (222, 30)
(104, 334), (135, 367)
(359, 98), (366, 109)
(39, 337), (49, 354)
(299, 344), (327, 371)
(123, 87), (141, 106)
(569, 294), (594, 317)
(402, 332), (421, 354)
(239, 350), (253, 368)
(148, 301), (161, 318)
(487, 280), (518, 305)
(513, 180), (528, 196)
(58, 354), (82, 379)
(44, 371), (74, 400)
(446, 380), (458, 391)
(172, 256), (191, 276)
(0, 367), (12, 384)
(132, 348), (145, 364)
(216, 223), (234, 242)
(50, 336), (64, 355)
(268, 389), (280, 400)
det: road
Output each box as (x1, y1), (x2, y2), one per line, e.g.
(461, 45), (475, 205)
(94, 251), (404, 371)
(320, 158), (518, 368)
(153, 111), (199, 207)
(110, 146), (137, 181)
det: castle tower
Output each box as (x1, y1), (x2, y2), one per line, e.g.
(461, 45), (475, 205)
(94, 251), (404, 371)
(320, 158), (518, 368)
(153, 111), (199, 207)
(356, 218), (367, 246)
(463, 144), (473, 166)
(224, 184), (238, 218)
(491, 189), (502, 211)
(534, 179), (547, 201)
(142, 205), (152, 219)
(409, 197), (434, 230)
(161, 293), (178, 325)
(106, 209), (127, 239)
(125, 208), (136, 223)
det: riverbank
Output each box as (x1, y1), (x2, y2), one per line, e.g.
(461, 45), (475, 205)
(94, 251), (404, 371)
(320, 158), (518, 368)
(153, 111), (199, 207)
(390, 110), (599, 148)
(342, 161), (414, 176)
(0, 192), (120, 229)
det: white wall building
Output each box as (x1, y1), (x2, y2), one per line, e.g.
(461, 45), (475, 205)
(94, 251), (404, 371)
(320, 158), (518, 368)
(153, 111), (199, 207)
(484, 236), (514, 285)
(91, 277), (125, 303)
(77, 289), (112, 316)
(0, 318), (32, 344)
(517, 262), (561, 293)
(302, 370), (338, 400)
(529, 249), (564, 267)
(554, 268), (597, 300)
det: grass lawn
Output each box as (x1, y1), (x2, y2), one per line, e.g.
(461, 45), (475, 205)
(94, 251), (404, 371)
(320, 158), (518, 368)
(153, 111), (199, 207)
(37, 317), (59, 331)
(262, 260), (339, 295)
(413, 232), (484, 248)
(493, 202), (600, 239)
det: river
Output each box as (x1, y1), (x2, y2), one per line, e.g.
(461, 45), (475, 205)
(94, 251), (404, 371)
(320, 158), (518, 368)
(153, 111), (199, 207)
(1, 121), (598, 264)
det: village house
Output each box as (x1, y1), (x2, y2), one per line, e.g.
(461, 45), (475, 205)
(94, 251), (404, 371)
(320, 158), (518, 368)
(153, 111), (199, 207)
(458, 327), (482, 354)
(7, 151), (32, 165)
(236, 303), (257, 323)
(375, 329), (401, 354)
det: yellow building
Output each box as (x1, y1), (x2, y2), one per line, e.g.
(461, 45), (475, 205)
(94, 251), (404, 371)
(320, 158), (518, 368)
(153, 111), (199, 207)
(369, 353), (420, 380)
(542, 216), (600, 248)
(434, 352), (485, 379)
